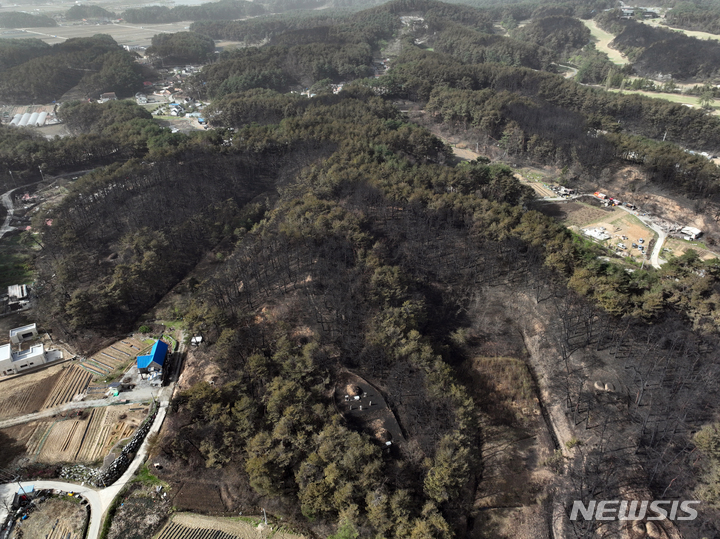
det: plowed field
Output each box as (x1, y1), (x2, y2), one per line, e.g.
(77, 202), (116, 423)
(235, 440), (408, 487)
(42, 365), (93, 409)
(10, 496), (87, 539)
(15, 404), (145, 464)
(156, 513), (305, 539)
(81, 337), (146, 377)
(0, 366), (63, 420)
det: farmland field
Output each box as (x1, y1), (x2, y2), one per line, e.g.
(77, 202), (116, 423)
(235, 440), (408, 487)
(515, 167), (557, 198)
(542, 201), (657, 262)
(82, 336), (146, 378)
(0, 365), (63, 420)
(662, 237), (720, 262)
(539, 201), (611, 227)
(156, 513), (305, 539)
(0, 21), (196, 48)
(173, 483), (225, 513)
(17, 403), (145, 464)
(41, 365), (93, 409)
(581, 19), (628, 65)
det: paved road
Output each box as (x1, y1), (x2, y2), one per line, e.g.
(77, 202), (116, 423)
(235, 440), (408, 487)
(556, 63), (578, 79)
(0, 336), (185, 539)
(0, 177), (61, 241)
(0, 380), (177, 539)
(0, 173), (94, 242)
(97, 392), (170, 509)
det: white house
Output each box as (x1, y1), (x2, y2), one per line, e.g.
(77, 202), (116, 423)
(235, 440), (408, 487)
(680, 226), (703, 240)
(0, 343), (48, 376)
(9, 323), (38, 345)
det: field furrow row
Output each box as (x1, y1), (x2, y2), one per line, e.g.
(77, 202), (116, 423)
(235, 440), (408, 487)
(158, 522), (244, 539)
(42, 366), (92, 409)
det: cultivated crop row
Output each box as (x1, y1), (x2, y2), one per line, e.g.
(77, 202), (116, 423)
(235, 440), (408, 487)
(158, 522), (245, 539)
(25, 421), (52, 455)
(0, 371), (59, 419)
(42, 366), (92, 409)
(84, 337), (146, 376)
(75, 408), (106, 462)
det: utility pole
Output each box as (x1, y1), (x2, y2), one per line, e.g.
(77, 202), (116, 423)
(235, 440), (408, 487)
(38, 166), (44, 183)
(262, 508), (267, 525)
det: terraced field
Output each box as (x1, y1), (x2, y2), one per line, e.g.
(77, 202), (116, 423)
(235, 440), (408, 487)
(156, 513), (304, 539)
(24, 404), (144, 464)
(80, 337), (146, 377)
(158, 522), (246, 539)
(41, 365), (93, 409)
(0, 366), (63, 420)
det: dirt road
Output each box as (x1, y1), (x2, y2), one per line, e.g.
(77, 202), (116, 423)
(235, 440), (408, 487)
(0, 394), (153, 430)
(0, 187), (17, 240)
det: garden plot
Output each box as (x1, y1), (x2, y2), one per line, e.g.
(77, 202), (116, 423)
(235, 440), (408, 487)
(11, 496), (88, 539)
(0, 365), (63, 420)
(157, 513), (305, 539)
(514, 168), (556, 198)
(25, 404), (145, 464)
(82, 337), (146, 377)
(540, 201), (611, 228)
(662, 237), (720, 262)
(41, 365), (93, 409)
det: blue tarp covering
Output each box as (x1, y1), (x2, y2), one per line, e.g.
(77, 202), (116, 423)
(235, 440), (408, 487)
(137, 340), (168, 370)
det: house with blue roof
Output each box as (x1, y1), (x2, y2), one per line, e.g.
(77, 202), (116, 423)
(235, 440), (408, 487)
(136, 340), (168, 374)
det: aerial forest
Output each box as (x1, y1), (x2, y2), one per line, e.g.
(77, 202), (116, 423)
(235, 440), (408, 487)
(3, 0), (720, 537)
